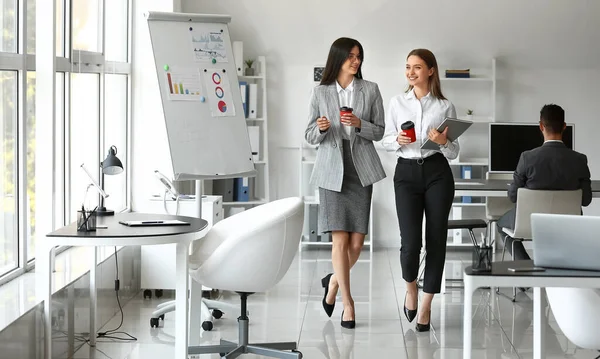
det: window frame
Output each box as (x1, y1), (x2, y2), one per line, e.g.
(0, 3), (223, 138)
(0, 0), (133, 284)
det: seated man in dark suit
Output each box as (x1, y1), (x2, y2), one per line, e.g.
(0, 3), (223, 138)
(497, 104), (592, 261)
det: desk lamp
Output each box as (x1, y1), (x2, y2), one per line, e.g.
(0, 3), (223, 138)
(97, 145), (124, 216)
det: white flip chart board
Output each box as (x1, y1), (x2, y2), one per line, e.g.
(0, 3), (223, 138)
(146, 11), (256, 181)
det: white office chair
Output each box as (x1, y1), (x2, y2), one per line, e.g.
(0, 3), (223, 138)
(150, 285), (238, 331)
(187, 197), (305, 359)
(149, 238), (239, 331)
(485, 173), (514, 246)
(498, 188), (582, 301)
(546, 288), (600, 358)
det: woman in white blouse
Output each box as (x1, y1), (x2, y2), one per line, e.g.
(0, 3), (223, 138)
(382, 48), (458, 332)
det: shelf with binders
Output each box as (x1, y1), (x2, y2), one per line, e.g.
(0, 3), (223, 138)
(441, 59), (496, 247)
(238, 60), (265, 121)
(220, 163), (269, 205)
(448, 163), (489, 245)
(204, 56), (270, 218)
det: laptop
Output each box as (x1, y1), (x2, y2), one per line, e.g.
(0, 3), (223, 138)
(531, 213), (600, 271)
(119, 219), (190, 227)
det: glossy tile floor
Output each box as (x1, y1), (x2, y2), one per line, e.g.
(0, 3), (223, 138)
(71, 249), (599, 359)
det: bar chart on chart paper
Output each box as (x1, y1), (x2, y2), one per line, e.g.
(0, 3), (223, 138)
(164, 66), (203, 101)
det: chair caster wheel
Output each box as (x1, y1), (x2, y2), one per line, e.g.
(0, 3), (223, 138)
(159, 314), (165, 321)
(212, 309), (223, 319)
(150, 318), (159, 328)
(219, 354), (226, 358)
(154, 289), (163, 298)
(202, 321), (213, 331)
(143, 289), (152, 299)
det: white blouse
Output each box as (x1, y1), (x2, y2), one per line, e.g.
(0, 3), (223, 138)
(382, 89), (459, 160)
(336, 79), (354, 140)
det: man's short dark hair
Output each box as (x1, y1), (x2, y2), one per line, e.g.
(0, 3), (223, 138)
(540, 104), (565, 134)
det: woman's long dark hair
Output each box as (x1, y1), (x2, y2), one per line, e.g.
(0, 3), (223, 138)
(406, 48), (446, 100)
(320, 37), (363, 86)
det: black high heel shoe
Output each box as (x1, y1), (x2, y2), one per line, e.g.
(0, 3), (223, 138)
(340, 310), (355, 329)
(321, 273), (335, 317)
(415, 311), (431, 332)
(403, 292), (417, 322)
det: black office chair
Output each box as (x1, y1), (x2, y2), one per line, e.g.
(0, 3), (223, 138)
(417, 219), (488, 289)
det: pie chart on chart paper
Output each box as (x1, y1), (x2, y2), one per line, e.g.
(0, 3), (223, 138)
(218, 100), (227, 113)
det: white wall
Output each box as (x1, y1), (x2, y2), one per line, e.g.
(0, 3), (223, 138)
(127, 0), (600, 246)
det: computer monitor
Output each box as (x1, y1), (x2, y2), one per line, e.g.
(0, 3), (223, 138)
(489, 122), (574, 173)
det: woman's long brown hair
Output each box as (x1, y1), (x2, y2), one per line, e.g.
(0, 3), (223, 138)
(406, 49), (446, 100)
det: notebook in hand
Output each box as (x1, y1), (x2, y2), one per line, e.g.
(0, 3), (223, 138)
(421, 117), (473, 150)
(119, 220), (190, 227)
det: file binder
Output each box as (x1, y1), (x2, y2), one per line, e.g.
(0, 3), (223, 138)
(247, 126), (260, 161)
(461, 166), (472, 203)
(239, 81), (248, 118)
(233, 41), (244, 76)
(213, 179), (234, 202)
(234, 177), (249, 201)
(248, 83), (258, 119)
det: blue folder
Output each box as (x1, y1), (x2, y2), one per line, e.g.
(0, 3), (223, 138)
(234, 177), (249, 202)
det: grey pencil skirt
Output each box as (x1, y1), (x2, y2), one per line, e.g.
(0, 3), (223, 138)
(318, 140), (373, 234)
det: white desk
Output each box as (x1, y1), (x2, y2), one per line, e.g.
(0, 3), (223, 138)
(455, 179), (600, 198)
(36, 213), (208, 359)
(463, 260), (600, 359)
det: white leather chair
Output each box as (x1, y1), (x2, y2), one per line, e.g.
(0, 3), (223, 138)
(498, 188), (582, 301)
(187, 197), (305, 359)
(485, 173), (514, 246)
(150, 286), (237, 331)
(547, 288), (600, 357)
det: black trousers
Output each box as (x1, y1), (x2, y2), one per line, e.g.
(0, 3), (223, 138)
(394, 153), (455, 294)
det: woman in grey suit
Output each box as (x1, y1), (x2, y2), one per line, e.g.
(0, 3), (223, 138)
(305, 37), (386, 329)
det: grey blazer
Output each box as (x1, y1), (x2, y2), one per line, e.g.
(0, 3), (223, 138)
(304, 79), (386, 192)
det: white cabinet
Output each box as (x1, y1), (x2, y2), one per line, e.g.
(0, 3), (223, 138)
(140, 195), (222, 290)
(199, 195), (222, 227)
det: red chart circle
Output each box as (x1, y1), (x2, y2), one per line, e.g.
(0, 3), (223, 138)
(212, 73), (222, 84)
(218, 101), (227, 113)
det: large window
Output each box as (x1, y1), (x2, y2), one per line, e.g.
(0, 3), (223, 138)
(0, 0), (131, 281)
(25, 72), (65, 258)
(26, 0), (64, 55)
(69, 73), (100, 219)
(72, 0), (101, 52)
(0, 0), (17, 53)
(103, 74), (128, 212)
(104, 0), (128, 62)
(0, 71), (17, 274)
